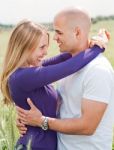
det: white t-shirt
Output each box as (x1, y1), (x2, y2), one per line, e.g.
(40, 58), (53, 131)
(57, 54), (114, 150)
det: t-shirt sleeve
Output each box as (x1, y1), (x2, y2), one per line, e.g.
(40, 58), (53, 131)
(83, 66), (112, 103)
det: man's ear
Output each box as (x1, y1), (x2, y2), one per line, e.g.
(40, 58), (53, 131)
(74, 26), (81, 39)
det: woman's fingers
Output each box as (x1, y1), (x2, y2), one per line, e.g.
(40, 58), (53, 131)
(16, 117), (27, 136)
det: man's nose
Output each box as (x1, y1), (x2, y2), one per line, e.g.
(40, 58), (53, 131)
(53, 33), (58, 41)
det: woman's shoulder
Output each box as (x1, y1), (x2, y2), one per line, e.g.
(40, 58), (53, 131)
(9, 66), (40, 82)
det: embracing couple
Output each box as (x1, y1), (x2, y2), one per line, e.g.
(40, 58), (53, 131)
(1, 7), (114, 150)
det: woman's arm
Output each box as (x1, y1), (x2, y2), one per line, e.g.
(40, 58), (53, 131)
(17, 45), (104, 91)
(42, 52), (72, 66)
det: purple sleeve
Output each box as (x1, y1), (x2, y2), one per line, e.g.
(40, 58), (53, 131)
(42, 52), (72, 66)
(17, 45), (104, 91)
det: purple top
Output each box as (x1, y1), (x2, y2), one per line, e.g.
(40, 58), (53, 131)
(9, 45), (104, 150)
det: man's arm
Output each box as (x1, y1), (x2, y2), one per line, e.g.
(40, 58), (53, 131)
(17, 98), (107, 135)
(47, 99), (107, 135)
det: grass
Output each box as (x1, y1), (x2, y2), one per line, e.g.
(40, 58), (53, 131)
(0, 20), (114, 149)
(0, 100), (19, 150)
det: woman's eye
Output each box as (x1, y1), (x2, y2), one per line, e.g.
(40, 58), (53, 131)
(41, 45), (48, 49)
(40, 45), (45, 49)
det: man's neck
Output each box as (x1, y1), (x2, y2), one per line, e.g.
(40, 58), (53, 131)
(71, 41), (89, 56)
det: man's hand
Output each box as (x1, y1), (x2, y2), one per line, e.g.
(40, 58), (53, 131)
(16, 98), (44, 127)
(89, 28), (110, 49)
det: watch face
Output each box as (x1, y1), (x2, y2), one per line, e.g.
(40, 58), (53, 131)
(42, 125), (48, 130)
(41, 117), (48, 130)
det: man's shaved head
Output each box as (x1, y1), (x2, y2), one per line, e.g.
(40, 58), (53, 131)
(54, 7), (91, 34)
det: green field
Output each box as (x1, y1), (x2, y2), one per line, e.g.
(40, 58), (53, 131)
(0, 20), (114, 149)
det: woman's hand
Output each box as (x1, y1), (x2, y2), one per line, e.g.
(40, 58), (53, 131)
(89, 28), (110, 49)
(16, 117), (27, 137)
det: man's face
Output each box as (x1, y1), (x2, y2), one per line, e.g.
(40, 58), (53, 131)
(53, 17), (78, 54)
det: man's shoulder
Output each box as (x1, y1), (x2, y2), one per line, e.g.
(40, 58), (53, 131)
(84, 54), (113, 72)
(82, 54), (114, 82)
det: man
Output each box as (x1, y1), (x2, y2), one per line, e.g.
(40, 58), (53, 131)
(17, 7), (114, 150)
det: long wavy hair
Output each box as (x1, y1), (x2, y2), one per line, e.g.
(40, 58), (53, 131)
(0, 20), (48, 105)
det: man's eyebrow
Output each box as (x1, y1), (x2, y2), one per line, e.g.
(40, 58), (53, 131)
(55, 30), (63, 34)
(55, 30), (62, 33)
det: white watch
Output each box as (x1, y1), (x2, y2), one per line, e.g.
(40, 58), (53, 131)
(41, 117), (49, 130)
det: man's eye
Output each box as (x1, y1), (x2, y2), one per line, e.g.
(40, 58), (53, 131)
(58, 32), (63, 35)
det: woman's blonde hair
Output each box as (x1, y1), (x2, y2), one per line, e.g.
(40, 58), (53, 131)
(0, 19), (48, 105)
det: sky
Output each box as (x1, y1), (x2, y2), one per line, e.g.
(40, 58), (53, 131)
(0, 0), (113, 24)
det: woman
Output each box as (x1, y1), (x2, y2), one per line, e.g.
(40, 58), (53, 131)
(0, 20), (106, 150)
